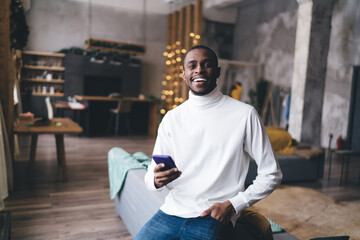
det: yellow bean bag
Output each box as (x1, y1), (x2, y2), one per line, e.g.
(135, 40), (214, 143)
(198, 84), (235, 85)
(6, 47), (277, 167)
(265, 126), (294, 154)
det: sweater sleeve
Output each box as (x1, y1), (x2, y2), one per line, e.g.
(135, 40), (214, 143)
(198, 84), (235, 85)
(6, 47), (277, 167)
(144, 114), (174, 191)
(229, 107), (283, 213)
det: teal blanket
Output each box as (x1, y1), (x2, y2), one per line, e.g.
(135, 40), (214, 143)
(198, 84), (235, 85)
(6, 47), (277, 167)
(108, 147), (151, 199)
(267, 218), (284, 233)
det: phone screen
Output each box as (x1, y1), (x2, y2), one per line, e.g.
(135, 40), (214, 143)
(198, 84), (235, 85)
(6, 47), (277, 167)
(152, 155), (177, 171)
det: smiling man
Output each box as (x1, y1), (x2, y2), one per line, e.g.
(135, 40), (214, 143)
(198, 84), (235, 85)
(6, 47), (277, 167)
(135, 45), (282, 240)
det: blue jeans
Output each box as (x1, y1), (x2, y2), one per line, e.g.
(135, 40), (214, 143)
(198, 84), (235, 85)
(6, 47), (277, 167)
(134, 210), (233, 240)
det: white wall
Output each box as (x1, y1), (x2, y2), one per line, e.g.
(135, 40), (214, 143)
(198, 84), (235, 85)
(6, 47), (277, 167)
(25, 0), (167, 97)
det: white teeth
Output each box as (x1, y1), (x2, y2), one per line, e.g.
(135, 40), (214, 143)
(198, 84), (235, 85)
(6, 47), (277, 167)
(193, 78), (207, 82)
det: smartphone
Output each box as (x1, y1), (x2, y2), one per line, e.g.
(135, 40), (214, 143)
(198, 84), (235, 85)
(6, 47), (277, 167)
(152, 155), (177, 171)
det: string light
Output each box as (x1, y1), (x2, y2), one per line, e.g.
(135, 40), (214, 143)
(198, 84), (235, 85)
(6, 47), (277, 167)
(162, 5), (202, 114)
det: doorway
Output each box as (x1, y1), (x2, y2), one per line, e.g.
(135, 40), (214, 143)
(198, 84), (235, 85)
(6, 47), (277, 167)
(346, 66), (360, 151)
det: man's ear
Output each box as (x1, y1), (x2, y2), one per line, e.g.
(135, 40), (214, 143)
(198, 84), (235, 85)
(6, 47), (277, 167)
(182, 70), (185, 80)
(216, 67), (221, 78)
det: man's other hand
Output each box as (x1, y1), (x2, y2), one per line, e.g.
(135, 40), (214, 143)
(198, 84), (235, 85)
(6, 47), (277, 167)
(154, 163), (182, 188)
(200, 200), (235, 223)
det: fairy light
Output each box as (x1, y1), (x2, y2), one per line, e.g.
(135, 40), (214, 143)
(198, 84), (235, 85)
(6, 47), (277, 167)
(162, 13), (202, 113)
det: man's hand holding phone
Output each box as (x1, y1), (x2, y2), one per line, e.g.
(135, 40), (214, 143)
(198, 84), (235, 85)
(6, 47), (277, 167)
(152, 155), (182, 189)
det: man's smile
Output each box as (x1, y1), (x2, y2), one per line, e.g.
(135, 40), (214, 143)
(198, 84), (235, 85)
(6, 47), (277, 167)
(191, 76), (208, 82)
(193, 78), (208, 82)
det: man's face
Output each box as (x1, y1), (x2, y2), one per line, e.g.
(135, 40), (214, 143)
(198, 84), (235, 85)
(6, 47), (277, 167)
(182, 48), (220, 96)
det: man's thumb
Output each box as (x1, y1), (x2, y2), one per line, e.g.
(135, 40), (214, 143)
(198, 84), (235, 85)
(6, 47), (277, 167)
(200, 207), (212, 217)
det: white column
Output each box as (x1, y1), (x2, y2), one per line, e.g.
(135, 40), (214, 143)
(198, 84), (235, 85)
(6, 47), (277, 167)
(288, 0), (313, 142)
(289, 0), (338, 145)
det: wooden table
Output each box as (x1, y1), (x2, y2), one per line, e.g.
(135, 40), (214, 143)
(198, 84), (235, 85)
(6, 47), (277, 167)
(13, 118), (83, 182)
(0, 211), (11, 240)
(74, 95), (158, 137)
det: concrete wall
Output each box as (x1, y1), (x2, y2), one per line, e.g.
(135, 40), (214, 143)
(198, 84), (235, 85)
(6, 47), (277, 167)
(25, 0), (167, 97)
(322, 0), (360, 148)
(232, 0), (298, 88)
(231, 0), (360, 147)
(202, 19), (235, 60)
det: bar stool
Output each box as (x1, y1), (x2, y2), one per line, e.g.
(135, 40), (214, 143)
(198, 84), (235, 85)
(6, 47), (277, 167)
(108, 99), (132, 136)
(328, 149), (360, 185)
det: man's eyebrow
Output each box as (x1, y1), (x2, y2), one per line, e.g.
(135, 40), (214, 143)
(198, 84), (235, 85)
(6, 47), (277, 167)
(186, 58), (212, 64)
(186, 60), (196, 64)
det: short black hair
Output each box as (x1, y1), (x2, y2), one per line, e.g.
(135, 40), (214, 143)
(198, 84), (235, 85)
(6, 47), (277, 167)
(183, 45), (218, 68)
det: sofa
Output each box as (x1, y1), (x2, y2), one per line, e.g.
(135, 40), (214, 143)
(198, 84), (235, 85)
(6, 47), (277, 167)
(110, 148), (324, 239)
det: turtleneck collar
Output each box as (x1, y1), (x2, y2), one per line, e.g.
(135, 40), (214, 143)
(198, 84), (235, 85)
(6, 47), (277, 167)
(188, 86), (223, 108)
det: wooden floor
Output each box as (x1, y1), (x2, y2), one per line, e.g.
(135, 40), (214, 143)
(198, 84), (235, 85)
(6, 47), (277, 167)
(4, 134), (360, 240)
(5, 135), (155, 240)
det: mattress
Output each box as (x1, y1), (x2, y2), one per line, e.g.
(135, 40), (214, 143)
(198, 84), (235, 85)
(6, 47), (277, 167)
(115, 169), (169, 236)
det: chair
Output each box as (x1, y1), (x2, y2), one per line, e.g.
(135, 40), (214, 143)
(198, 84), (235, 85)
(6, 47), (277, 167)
(327, 134), (360, 185)
(108, 99), (132, 136)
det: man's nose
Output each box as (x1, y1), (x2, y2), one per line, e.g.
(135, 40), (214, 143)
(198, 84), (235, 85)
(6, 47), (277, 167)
(195, 64), (204, 73)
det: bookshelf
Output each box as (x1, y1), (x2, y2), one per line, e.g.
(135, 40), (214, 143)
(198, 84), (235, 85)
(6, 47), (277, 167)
(21, 51), (65, 97)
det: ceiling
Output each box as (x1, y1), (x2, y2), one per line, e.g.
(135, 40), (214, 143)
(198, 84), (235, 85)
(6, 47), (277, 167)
(23, 0), (246, 23)
(68, 0), (245, 23)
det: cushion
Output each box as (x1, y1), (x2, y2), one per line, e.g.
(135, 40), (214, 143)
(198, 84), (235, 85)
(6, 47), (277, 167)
(265, 127), (293, 154)
(232, 207), (273, 240)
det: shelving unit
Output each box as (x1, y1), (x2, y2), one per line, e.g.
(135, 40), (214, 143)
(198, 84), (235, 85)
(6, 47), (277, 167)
(21, 51), (66, 97)
(85, 38), (146, 55)
(21, 51), (66, 117)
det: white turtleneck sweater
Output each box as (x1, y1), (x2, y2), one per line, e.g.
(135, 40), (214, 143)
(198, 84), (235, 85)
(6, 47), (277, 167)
(145, 86), (282, 222)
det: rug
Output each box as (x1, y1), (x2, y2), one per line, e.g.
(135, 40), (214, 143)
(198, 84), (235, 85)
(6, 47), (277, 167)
(252, 185), (360, 240)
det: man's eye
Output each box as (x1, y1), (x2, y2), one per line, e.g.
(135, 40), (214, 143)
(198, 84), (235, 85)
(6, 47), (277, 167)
(188, 65), (196, 69)
(204, 63), (212, 68)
